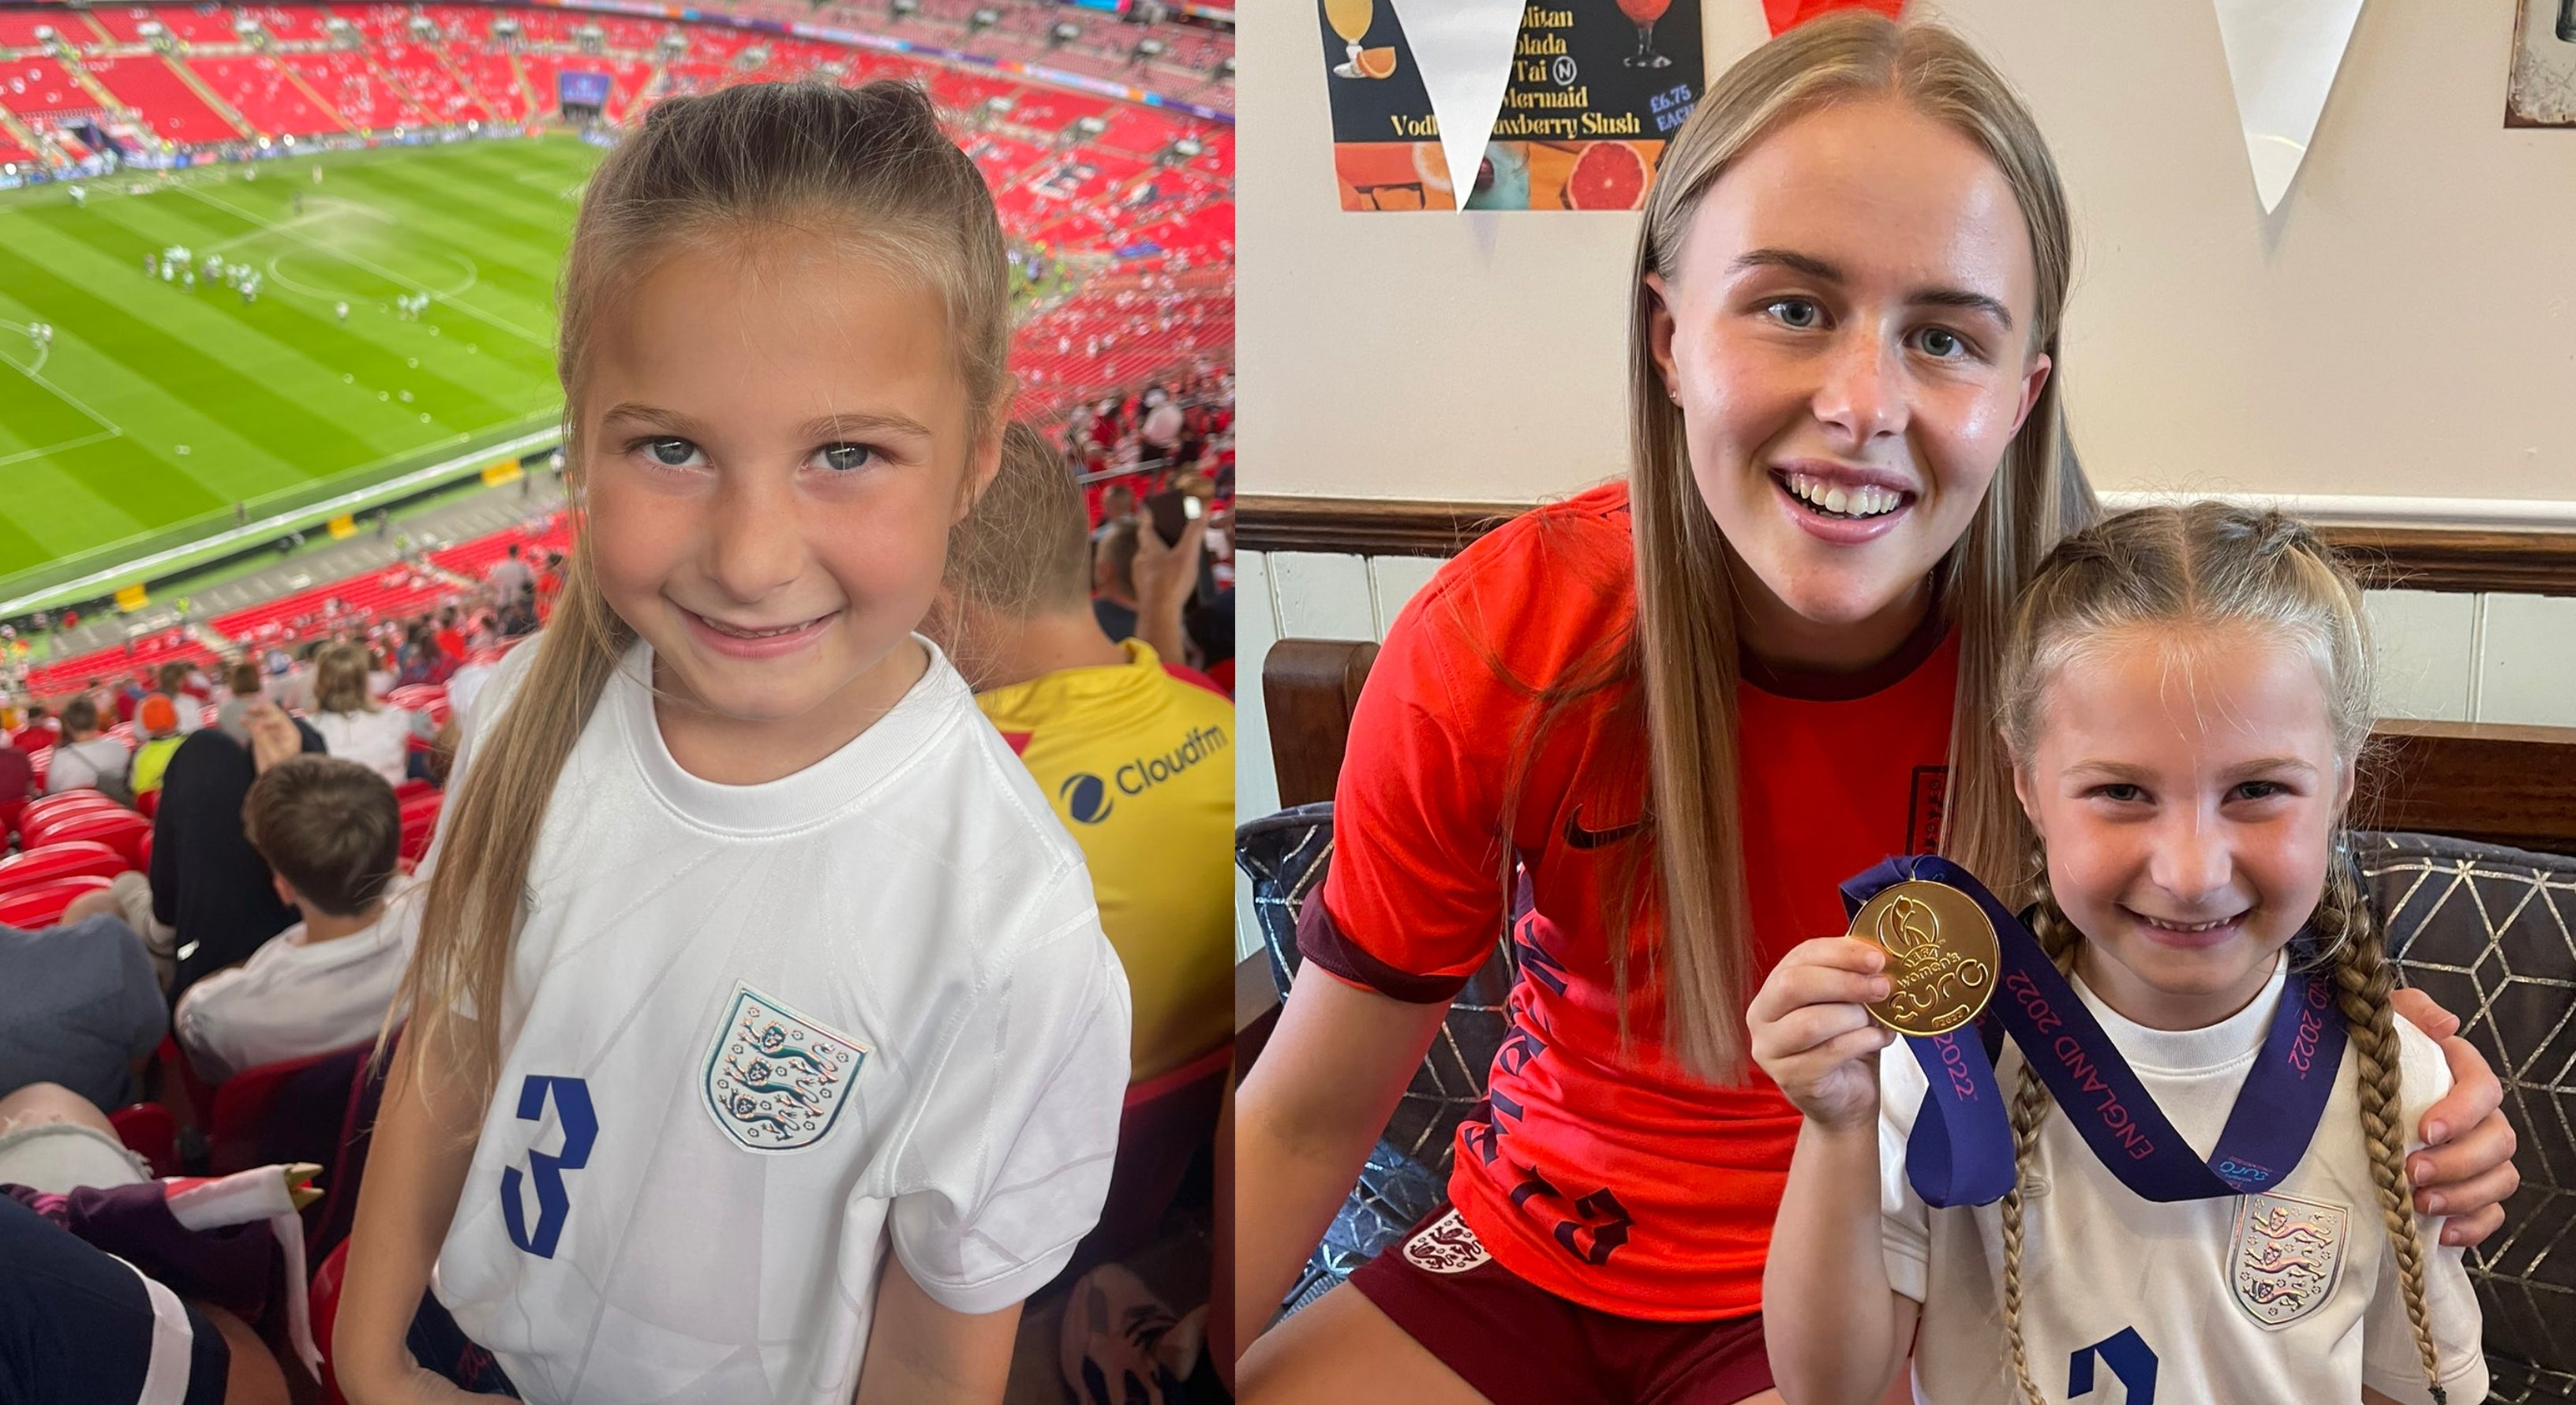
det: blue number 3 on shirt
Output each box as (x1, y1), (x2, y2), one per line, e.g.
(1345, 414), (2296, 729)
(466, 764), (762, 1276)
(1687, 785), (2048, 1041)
(501, 1075), (596, 1260)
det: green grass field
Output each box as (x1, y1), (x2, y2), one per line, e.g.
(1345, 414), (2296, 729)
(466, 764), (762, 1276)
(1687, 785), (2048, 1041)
(0, 135), (601, 592)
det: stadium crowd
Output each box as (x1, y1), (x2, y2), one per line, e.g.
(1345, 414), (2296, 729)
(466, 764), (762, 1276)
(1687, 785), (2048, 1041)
(0, 362), (1234, 1398)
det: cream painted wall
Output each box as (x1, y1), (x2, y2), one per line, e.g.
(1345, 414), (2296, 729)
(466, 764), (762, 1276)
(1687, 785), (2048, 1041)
(1239, 0), (2576, 506)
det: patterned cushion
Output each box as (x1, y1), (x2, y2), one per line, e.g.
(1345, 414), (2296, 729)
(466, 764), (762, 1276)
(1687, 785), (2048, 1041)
(1237, 803), (1514, 1316)
(2362, 830), (2576, 1404)
(1240, 810), (2576, 1396)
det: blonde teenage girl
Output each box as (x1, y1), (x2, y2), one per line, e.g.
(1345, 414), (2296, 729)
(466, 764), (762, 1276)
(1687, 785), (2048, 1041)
(331, 82), (1131, 1405)
(1754, 504), (2485, 1404)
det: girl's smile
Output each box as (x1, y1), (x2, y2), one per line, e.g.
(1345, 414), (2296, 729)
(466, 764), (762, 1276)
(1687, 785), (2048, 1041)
(679, 605), (844, 658)
(1770, 458), (1921, 545)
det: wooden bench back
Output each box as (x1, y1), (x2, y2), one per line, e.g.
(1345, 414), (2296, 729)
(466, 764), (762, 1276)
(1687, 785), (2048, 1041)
(1264, 638), (2576, 857)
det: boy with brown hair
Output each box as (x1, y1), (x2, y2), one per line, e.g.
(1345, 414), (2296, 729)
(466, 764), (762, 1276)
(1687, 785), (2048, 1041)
(172, 755), (410, 1081)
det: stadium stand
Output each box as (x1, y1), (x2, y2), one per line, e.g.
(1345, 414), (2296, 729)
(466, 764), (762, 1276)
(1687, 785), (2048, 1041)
(187, 52), (342, 137)
(87, 3), (235, 44)
(81, 54), (242, 144)
(426, 519), (570, 579)
(0, 8), (73, 47)
(240, 3), (330, 43)
(0, 0), (1231, 163)
(210, 562), (462, 646)
(280, 48), (418, 131)
(22, 630), (220, 699)
(0, 54), (103, 118)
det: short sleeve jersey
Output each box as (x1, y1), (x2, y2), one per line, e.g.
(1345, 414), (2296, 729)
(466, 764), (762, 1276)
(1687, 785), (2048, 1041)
(1309, 482), (1960, 1321)
(429, 637), (1132, 1403)
(975, 639), (1234, 1083)
(1881, 963), (2488, 1404)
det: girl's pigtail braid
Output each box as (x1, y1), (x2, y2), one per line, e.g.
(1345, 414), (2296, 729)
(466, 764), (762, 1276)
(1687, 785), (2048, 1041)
(2320, 849), (2450, 1403)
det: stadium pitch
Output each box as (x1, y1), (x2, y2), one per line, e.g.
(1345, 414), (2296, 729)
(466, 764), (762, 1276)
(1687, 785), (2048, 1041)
(0, 134), (601, 589)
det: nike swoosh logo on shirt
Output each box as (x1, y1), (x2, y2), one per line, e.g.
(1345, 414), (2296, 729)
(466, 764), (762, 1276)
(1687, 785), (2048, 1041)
(1563, 806), (1642, 850)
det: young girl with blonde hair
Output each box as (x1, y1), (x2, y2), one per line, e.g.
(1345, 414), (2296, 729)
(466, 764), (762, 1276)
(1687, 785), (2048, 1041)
(307, 643), (429, 786)
(331, 81), (1130, 1405)
(1233, 14), (2513, 1402)
(1754, 504), (2485, 1403)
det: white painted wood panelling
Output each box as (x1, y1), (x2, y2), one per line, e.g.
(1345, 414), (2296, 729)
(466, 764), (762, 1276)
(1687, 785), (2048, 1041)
(1234, 550), (1283, 828)
(1268, 552), (1376, 641)
(2362, 590), (2477, 722)
(2476, 594), (2576, 727)
(1370, 555), (1447, 639)
(1234, 551), (1283, 965)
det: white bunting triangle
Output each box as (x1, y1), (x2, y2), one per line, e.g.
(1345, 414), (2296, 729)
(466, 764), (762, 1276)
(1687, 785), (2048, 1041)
(2210, 0), (2368, 212)
(1391, 0), (1527, 209)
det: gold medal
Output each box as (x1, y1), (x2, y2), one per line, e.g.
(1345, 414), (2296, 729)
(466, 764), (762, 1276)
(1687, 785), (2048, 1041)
(1850, 880), (1999, 1037)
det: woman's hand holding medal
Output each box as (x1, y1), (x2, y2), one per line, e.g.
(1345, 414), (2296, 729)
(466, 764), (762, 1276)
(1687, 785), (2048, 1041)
(1748, 937), (1903, 1133)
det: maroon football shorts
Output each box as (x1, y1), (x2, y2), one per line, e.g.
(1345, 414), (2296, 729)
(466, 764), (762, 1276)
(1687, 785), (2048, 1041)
(1346, 1204), (1777, 1405)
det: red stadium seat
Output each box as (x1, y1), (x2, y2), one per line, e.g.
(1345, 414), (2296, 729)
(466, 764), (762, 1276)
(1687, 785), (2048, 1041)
(312, 1238), (352, 1405)
(161, 1034), (217, 1130)
(24, 806), (151, 867)
(0, 840), (128, 895)
(384, 685), (447, 714)
(399, 792), (442, 865)
(0, 875), (114, 928)
(207, 1043), (372, 1177)
(19, 788), (123, 831)
(136, 789), (159, 820)
(309, 1027), (399, 1262)
(107, 1103), (180, 1178)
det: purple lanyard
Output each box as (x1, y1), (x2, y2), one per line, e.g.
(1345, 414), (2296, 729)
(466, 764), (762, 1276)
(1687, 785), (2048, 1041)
(1839, 856), (2348, 1208)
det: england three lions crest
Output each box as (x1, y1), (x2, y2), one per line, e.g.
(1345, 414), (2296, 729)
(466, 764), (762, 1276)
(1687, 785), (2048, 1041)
(1401, 1209), (1491, 1275)
(702, 984), (867, 1152)
(2230, 1192), (2348, 1328)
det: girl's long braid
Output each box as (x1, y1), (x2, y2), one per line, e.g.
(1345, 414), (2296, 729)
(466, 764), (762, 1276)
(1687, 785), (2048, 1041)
(2000, 856), (2084, 1405)
(2316, 849), (2450, 1403)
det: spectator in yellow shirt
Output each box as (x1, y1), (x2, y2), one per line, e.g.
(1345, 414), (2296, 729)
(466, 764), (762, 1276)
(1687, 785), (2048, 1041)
(934, 424), (1232, 1082)
(129, 695), (185, 799)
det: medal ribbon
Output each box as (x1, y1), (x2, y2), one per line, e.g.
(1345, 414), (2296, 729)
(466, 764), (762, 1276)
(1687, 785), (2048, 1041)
(1838, 855), (2348, 1208)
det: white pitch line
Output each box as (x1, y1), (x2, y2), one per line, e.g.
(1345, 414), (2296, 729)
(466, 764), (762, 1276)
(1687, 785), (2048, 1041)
(202, 197), (388, 257)
(177, 185), (551, 348)
(0, 429), (117, 469)
(0, 344), (121, 436)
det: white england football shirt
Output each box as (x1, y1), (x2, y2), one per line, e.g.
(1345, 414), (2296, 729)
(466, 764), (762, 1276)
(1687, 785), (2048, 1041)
(426, 637), (1131, 1403)
(1881, 960), (2487, 1405)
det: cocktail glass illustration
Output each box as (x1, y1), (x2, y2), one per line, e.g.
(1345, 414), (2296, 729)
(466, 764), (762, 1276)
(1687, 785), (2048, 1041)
(1619, 0), (1672, 69)
(1327, 0), (1373, 77)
